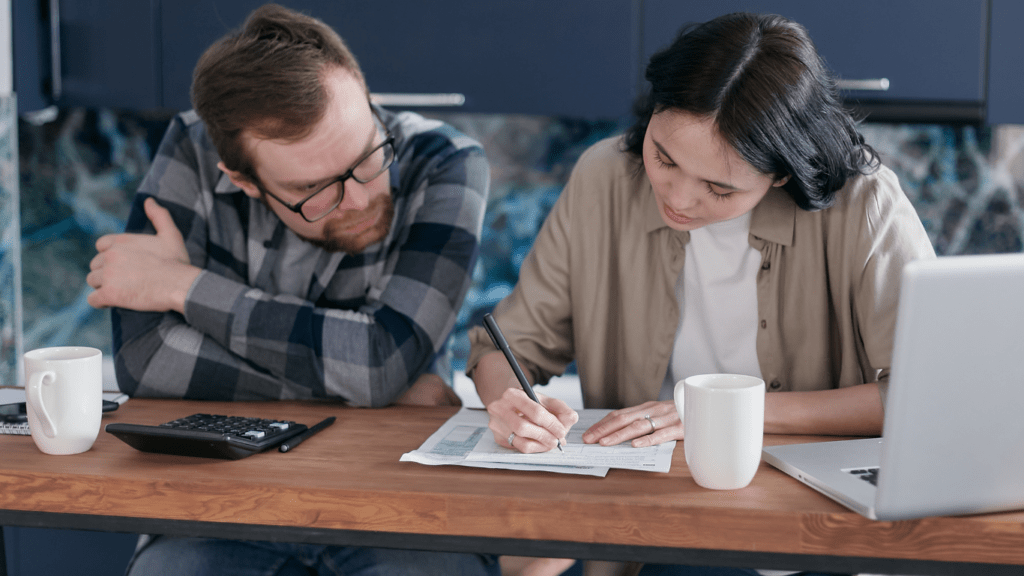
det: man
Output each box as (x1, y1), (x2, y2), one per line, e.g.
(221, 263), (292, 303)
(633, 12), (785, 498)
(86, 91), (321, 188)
(86, 4), (493, 575)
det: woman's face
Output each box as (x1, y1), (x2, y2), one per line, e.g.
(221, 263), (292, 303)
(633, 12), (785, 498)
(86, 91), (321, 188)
(643, 110), (788, 231)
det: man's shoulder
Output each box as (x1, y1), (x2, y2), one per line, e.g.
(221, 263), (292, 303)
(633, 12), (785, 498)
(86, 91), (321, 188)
(152, 110), (222, 171)
(383, 107), (489, 203)
(180, 109), (202, 127)
(164, 110), (208, 140)
(383, 108), (482, 159)
(155, 110), (214, 153)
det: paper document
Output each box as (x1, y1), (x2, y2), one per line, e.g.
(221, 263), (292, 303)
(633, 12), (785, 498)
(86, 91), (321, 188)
(401, 407), (676, 476)
(464, 408), (675, 473)
(400, 407), (609, 476)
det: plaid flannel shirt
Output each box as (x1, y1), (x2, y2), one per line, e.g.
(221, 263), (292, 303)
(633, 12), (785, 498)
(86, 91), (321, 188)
(111, 107), (488, 406)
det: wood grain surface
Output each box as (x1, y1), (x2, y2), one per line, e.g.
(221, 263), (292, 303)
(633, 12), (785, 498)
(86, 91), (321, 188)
(2, 398), (1023, 567)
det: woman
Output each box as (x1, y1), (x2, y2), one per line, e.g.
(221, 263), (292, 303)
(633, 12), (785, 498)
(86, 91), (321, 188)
(470, 12), (934, 576)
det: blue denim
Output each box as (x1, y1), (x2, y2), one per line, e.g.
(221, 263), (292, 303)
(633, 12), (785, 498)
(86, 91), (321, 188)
(125, 536), (500, 576)
(637, 567), (761, 576)
(638, 565), (841, 576)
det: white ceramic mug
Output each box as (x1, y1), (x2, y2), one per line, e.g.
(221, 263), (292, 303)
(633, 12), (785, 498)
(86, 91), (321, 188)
(24, 346), (104, 455)
(675, 373), (765, 490)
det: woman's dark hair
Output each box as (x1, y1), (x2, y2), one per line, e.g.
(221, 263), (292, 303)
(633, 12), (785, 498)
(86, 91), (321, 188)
(623, 12), (878, 211)
(191, 4), (367, 183)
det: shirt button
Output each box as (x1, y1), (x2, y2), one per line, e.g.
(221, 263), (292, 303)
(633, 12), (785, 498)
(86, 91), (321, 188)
(769, 380), (782, 390)
(760, 319), (767, 329)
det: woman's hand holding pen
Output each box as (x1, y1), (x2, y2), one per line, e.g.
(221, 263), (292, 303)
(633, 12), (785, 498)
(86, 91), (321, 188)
(478, 314), (578, 453)
(582, 400), (682, 448)
(487, 385), (578, 454)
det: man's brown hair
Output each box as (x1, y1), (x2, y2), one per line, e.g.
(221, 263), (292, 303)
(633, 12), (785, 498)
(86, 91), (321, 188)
(191, 3), (366, 182)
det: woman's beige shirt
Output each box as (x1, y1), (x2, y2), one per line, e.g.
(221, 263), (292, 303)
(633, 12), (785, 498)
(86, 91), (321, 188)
(467, 137), (936, 410)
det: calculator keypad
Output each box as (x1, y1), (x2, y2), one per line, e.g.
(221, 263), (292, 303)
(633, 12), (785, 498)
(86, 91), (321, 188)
(161, 414), (296, 443)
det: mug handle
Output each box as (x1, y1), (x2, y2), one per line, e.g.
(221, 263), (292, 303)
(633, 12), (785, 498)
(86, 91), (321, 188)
(27, 370), (58, 438)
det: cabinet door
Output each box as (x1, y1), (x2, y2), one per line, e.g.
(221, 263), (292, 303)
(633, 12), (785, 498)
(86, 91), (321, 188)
(14, 0), (162, 111)
(988, 0), (1024, 124)
(12, 0), (48, 112)
(161, 0), (637, 118)
(60, 0), (161, 108)
(642, 1), (987, 117)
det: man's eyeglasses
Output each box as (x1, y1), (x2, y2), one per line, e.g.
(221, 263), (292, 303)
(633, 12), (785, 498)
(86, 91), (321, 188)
(255, 108), (395, 223)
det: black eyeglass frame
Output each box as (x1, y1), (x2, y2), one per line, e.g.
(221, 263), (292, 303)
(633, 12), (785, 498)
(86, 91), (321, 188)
(254, 107), (395, 223)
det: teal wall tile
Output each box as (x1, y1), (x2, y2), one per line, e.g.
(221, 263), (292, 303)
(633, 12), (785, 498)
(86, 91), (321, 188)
(0, 94), (23, 386)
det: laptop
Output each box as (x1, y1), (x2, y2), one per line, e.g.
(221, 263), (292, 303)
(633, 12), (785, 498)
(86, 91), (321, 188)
(762, 253), (1024, 520)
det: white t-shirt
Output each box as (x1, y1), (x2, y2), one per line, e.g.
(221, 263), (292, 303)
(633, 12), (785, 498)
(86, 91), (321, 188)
(658, 211), (796, 576)
(659, 210), (762, 400)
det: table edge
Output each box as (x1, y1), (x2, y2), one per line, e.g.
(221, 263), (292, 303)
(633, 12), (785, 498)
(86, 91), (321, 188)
(2, 509), (1022, 575)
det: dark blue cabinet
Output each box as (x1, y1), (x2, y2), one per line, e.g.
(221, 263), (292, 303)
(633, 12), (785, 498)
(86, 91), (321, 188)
(159, 0), (638, 118)
(987, 0), (1024, 124)
(11, 0), (1020, 123)
(11, 0), (47, 112)
(643, 0), (989, 122)
(15, 0), (638, 118)
(57, 0), (161, 109)
(13, 0), (161, 113)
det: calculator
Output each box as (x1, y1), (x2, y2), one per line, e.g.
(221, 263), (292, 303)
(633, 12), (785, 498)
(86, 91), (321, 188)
(105, 414), (308, 460)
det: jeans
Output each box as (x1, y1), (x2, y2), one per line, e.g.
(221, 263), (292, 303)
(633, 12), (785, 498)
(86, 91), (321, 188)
(636, 567), (761, 576)
(125, 535), (501, 576)
(638, 566), (841, 576)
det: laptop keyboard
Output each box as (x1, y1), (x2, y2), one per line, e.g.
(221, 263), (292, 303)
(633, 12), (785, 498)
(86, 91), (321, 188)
(848, 467), (879, 486)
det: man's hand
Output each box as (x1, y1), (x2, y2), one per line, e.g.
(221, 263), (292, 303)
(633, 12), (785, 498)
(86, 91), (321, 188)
(86, 197), (202, 313)
(392, 373), (463, 407)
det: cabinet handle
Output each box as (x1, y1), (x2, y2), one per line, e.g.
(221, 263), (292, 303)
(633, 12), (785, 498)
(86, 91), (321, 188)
(369, 93), (466, 107)
(49, 0), (62, 100)
(836, 78), (890, 92)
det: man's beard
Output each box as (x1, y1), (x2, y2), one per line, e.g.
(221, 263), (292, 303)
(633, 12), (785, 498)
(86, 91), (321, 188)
(306, 194), (395, 255)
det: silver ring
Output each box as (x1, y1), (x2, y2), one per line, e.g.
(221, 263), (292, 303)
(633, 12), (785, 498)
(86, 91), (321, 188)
(644, 414), (656, 432)
(507, 432), (516, 447)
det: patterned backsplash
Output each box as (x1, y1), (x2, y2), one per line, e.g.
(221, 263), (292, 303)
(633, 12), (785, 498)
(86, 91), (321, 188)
(0, 96), (22, 386)
(2, 104), (1023, 385)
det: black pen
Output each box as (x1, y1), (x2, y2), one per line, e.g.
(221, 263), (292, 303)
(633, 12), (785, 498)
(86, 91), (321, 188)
(482, 313), (564, 453)
(279, 416), (336, 453)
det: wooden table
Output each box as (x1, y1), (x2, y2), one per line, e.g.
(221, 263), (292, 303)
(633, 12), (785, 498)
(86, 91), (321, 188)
(2, 399), (1023, 575)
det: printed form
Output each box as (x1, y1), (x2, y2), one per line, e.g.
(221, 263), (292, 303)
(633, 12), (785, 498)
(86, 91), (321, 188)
(400, 407), (675, 477)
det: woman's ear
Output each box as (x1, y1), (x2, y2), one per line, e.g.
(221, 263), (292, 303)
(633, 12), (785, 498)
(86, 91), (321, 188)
(217, 161), (262, 199)
(772, 174), (791, 188)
